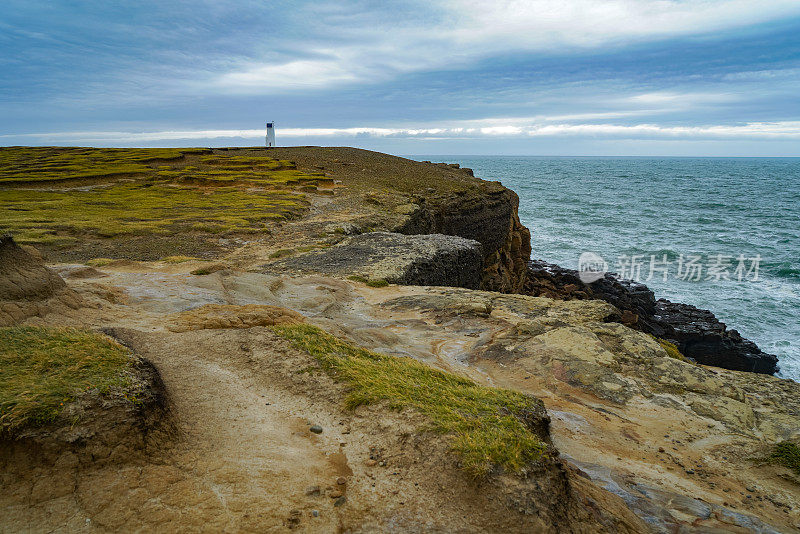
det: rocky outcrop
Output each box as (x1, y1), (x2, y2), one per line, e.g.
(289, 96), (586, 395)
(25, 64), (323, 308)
(263, 232), (484, 288)
(0, 234), (83, 326)
(524, 259), (779, 374)
(396, 186), (531, 293)
(651, 300), (778, 374)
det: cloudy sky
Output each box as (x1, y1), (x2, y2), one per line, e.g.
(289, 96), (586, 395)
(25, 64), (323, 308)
(2, 1), (799, 155)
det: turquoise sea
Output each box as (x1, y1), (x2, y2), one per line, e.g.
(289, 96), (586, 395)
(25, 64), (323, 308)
(410, 156), (800, 380)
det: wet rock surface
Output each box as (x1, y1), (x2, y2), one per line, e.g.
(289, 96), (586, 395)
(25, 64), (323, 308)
(262, 232), (484, 288)
(524, 259), (779, 374)
(3, 147), (797, 532)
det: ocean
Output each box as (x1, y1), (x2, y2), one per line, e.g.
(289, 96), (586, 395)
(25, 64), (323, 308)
(409, 156), (800, 380)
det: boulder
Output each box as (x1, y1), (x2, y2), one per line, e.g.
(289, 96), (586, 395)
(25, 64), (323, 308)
(264, 232), (483, 289)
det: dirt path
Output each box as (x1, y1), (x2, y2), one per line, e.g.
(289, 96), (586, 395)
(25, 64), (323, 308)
(2, 325), (360, 532)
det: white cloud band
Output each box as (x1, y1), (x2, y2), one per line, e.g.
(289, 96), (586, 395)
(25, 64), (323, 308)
(4, 121), (800, 144)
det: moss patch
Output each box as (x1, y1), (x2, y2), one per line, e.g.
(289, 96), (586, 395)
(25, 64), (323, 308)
(0, 326), (133, 433)
(347, 275), (389, 287)
(86, 258), (115, 267)
(272, 324), (547, 477)
(651, 335), (689, 362)
(767, 442), (800, 475)
(161, 255), (196, 264)
(269, 249), (295, 259)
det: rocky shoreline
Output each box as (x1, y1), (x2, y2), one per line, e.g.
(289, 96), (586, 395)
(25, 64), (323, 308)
(524, 259), (779, 374)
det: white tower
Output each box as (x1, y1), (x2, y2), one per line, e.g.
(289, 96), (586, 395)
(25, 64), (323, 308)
(265, 122), (275, 148)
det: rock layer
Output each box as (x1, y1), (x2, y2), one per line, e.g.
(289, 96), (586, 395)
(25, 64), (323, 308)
(396, 186), (531, 293)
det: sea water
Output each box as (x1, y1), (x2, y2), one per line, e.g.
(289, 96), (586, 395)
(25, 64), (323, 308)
(410, 156), (800, 380)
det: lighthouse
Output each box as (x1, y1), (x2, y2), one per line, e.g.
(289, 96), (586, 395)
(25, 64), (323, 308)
(265, 122), (275, 148)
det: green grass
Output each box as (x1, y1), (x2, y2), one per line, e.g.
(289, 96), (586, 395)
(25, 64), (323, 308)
(161, 255), (196, 263)
(0, 147), (334, 245)
(272, 324), (547, 477)
(269, 249), (295, 259)
(0, 326), (133, 433)
(767, 442), (800, 475)
(1, 182), (307, 243)
(0, 147), (209, 183)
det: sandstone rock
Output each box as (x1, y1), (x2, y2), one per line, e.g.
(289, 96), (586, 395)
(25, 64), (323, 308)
(264, 232), (483, 289)
(0, 234), (66, 301)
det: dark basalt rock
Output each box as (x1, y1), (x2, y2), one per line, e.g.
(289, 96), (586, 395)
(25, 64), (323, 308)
(524, 259), (779, 375)
(652, 300), (778, 374)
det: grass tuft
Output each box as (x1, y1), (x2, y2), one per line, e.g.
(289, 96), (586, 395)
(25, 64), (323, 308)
(161, 255), (196, 264)
(86, 258), (115, 267)
(269, 249), (295, 259)
(271, 324), (547, 477)
(0, 326), (133, 433)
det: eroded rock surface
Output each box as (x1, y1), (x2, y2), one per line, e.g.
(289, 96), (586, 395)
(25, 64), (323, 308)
(4, 259), (799, 532)
(397, 186), (531, 293)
